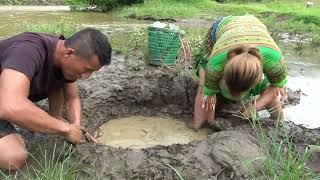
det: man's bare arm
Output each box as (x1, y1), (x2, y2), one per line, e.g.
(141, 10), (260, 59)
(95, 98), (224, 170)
(48, 88), (64, 120)
(63, 82), (81, 127)
(0, 69), (70, 135)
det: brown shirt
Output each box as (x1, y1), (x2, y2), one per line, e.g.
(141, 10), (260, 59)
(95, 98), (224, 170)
(0, 32), (71, 102)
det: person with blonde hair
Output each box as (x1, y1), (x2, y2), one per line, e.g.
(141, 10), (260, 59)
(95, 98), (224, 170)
(190, 15), (288, 129)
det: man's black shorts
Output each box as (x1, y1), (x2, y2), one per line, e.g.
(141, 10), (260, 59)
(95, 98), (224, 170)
(0, 119), (17, 138)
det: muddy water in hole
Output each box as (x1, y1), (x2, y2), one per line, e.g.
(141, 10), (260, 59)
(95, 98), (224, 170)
(97, 116), (210, 149)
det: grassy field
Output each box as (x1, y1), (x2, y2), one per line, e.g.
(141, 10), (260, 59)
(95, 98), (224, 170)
(118, 0), (320, 42)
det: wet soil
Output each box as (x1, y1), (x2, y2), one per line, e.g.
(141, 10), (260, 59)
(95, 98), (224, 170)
(24, 55), (320, 179)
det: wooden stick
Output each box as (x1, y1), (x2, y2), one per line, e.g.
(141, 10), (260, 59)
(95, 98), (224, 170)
(81, 127), (98, 144)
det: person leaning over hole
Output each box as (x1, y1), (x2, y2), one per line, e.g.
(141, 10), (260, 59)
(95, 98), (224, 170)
(0, 28), (112, 170)
(189, 14), (288, 130)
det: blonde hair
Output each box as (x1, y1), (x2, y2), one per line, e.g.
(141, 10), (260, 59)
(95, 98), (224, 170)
(224, 45), (263, 96)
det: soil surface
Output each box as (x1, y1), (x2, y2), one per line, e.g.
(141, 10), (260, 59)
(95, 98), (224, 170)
(23, 55), (320, 179)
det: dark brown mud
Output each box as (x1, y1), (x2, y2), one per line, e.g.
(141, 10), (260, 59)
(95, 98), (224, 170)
(23, 55), (320, 179)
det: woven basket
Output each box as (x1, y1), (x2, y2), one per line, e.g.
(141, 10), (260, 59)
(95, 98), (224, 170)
(148, 26), (183, 66)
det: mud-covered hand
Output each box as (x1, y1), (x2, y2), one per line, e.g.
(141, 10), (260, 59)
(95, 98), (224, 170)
(271, 86), (287, 102)
(65, 124), (83, 144)
(279, 86), (288, 102)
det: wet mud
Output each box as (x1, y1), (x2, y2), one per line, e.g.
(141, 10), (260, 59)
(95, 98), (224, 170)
(97, 116), (211, 149)
(25, 56), (320, 179)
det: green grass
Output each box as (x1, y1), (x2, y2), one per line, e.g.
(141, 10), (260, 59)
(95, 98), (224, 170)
(0, 142), (81, 180)
(119, 0), (214, 19)
(109, 27), (149, 70)
(166, 164), (185, 180)
(117, 0), (320, 44)
(19, 18), (78, 38)
(119, 0), (320, 19)
(244, 104), (320, 179)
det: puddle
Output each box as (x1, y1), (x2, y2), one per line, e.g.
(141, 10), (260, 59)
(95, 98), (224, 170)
(284, 53), (320, 129)
(97, 116), (210, 149)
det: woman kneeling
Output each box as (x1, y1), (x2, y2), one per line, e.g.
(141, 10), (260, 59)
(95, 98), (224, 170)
(191, 15), (288, 129)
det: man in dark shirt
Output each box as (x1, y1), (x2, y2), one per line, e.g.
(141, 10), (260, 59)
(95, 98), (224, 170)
(0, 28), (112, 170)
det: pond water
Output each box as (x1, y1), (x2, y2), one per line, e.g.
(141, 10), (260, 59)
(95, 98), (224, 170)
(0, 11), (148, 38)
(284, 52), (320, 129)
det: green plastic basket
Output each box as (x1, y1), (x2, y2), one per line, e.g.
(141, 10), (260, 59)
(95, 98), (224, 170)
(148, 26), (184, 66)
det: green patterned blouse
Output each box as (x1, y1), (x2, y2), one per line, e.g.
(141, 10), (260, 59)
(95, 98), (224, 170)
(202, 15), (288, 100)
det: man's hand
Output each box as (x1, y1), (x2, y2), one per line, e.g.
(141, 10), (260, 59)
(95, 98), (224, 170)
(72, 121), (81, 128)
(63, 83), (81, 126)
(64, 124), (82, 144)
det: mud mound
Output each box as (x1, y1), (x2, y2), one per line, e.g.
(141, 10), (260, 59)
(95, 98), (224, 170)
(24, 56), (320, 179)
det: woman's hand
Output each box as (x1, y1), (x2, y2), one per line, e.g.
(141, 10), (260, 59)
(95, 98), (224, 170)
(278, 86), (288, 102)
(190, 92), (216, 130)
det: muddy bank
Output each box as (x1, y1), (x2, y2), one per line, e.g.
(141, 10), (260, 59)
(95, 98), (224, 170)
(25, 56), (320, 179)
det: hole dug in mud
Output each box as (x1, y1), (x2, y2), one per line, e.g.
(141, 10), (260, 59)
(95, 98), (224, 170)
(70, 61), (319, 179)
(96, 116), (211, 149)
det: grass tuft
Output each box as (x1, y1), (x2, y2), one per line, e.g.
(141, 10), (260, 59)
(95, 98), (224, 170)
(166, 164), (185, 180)
(0, 142), (81, 180)
(243, 101), (320, 179)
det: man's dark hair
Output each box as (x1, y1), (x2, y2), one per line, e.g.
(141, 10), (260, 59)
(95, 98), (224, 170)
(64, 28), (112, 65)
